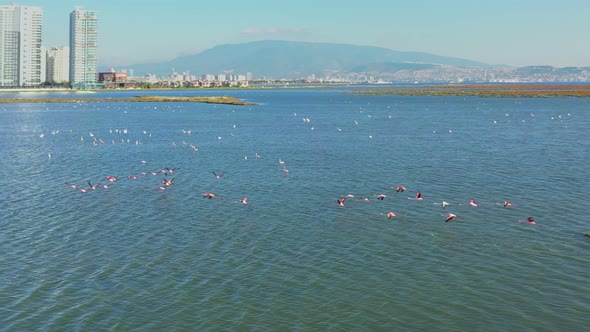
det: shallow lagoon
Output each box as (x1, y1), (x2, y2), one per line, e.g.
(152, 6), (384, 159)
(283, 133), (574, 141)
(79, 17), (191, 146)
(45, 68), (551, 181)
(0, 88), (588, 330)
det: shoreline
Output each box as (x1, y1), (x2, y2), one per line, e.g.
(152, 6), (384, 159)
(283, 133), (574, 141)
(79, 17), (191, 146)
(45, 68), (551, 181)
(356, 84), (590, 98)
(0, 95), (257, 105)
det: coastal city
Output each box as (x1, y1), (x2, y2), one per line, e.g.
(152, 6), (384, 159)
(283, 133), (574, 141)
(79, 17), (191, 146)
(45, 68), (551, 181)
(1, 3), (590, 91)
(0, 4), (254, 89)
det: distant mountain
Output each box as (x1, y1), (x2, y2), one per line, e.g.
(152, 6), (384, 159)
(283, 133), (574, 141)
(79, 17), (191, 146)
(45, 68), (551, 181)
(107, 40), (492, 78)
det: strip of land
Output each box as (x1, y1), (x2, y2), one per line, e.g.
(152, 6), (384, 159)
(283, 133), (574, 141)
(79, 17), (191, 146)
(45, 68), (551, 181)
(357, 84), (590, 98)
(0, 95), (256, 105)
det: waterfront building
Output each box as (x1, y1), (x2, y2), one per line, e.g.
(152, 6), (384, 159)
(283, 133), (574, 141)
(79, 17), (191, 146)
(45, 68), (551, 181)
(0, 4), (43, 87)
(69, 9), (98, 88)
(202, 74), (215, 81)
(47, 46), (70, 84)
(40, 46), (47, 83)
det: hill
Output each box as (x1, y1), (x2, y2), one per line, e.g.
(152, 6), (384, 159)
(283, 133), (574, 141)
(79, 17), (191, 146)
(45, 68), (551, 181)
(108, 40), (491, 78)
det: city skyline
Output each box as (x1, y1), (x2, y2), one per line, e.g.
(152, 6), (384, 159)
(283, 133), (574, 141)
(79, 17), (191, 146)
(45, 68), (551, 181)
(15, 0), (590, 68)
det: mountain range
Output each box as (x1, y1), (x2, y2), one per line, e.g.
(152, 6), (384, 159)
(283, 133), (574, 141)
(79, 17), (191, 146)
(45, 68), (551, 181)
(105, 40), (494, 78)
(101, 40), (590, 82)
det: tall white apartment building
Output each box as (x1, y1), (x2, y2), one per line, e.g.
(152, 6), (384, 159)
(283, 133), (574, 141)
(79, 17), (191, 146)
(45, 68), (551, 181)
(0, 4), (43, 87)
(40, 46), (47, 83)
(47, 46), (70, 83)
(69, 9), (97, 87)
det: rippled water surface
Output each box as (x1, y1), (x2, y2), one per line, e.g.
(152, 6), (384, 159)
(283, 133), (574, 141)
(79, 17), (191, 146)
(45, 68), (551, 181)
(1, 88), (589, 331)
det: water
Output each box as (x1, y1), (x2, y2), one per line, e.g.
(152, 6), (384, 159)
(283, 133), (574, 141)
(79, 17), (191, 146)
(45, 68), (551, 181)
(0, 88), (589, 331)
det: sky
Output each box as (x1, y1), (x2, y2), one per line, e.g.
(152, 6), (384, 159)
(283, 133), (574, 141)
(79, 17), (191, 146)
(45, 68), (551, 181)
(18, 0), (590, 68)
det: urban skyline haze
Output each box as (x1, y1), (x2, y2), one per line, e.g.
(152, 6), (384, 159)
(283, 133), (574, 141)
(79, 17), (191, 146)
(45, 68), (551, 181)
(12, 0), (590, 68)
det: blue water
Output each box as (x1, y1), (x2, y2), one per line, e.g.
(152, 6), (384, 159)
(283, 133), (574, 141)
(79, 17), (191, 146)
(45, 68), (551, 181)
(0, 88), (589, 331)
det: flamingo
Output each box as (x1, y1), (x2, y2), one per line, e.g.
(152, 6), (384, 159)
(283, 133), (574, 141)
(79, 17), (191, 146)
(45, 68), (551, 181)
(203, 192), (217, 199)
(106, 176), (118, 182)
(445, 214), (457, 222)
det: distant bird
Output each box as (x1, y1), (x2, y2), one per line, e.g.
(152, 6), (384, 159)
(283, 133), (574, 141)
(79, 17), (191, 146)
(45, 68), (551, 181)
(377, 194), (386, 200)
(203, 192), (217, 199)
(106, 176), (118, 182)
(469, 199), (477, 207)
(445, 214), (457, 222)
(519, 217), (537, 225)
(337, 199), (346, 206)
(395, 186), (406, 192)
(240, 197), (249, 205)
(503, 201), (512, 208)
(212, 171), (224, 179)
(386, 211), (397, 219)
(442, 201), (449, 209)
(163, 167), (176, 175)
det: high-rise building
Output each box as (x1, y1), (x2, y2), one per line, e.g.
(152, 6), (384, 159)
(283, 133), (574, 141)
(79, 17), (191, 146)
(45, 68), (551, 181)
(69, 9), (98, 87)
(40, 46), (47, 83)
(47, 46), (70, 84)
(0, 4), (43, 87)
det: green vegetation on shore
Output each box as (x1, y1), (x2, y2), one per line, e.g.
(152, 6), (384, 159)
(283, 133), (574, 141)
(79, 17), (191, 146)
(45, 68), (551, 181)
(357, 84), (590, 98)
(0, 95), (256, 105)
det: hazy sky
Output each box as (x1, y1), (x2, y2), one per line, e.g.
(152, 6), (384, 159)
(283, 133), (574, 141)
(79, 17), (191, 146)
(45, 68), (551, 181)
(22, 0), (590, 67)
